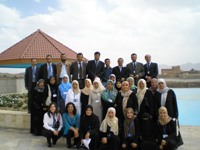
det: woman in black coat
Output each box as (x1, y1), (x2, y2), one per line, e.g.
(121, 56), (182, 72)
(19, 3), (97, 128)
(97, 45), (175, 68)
(156, 107), (178, 150)
(80, 105), (100, 150)
(154, 79), (178, 120)
(136, 79), (154, 120)
(31, 79), (46, 135)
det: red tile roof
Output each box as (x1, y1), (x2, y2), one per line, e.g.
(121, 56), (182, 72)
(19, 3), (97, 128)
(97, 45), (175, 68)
(0, 29), (78, 61)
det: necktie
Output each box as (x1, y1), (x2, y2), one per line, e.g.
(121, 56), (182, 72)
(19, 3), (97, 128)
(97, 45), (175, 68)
(133, 62), (136, 74)
(147, 63), (150, 70)
(79, 62), (82, 79)
(95, 61), (98, 68)
(48, 64), (51, 79)
(32, 67), (36, 82)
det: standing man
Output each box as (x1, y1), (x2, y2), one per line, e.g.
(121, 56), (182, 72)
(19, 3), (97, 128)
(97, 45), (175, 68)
(112, 58), (129, 82)
(102, 58), (113, 87)
(39, 54), (57, 84)
(126, 53), (145, 85)
(56, 53), (71, 84)
(24, 58), (40, 113)
(86, 51), (104, 82)
(144, 54), (158, 88)
(70, 53), (87, 89)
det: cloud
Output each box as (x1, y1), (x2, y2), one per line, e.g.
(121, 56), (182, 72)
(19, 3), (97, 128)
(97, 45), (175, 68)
(0, 0), (199, 68)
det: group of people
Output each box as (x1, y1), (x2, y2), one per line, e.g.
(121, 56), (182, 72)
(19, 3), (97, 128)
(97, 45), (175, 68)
(24, 51), (183, 149)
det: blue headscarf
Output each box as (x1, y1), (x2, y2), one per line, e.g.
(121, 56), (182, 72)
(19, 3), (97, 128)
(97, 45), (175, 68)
(101, 80), (117, 103)
(59, 75), (72, 100)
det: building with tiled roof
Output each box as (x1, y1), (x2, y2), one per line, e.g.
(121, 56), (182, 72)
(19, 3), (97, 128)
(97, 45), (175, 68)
(0, 29), (81, 68)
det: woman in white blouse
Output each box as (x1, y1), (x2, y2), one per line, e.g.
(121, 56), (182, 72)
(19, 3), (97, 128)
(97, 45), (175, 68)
(65, 80), (81, 115)
(42, 102), (63, 147)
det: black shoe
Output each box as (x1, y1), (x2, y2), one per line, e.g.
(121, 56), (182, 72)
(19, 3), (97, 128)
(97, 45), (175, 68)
(67, 144), (72, 148)
(47, 138), (52, 147)
(52, 138), (57, 145)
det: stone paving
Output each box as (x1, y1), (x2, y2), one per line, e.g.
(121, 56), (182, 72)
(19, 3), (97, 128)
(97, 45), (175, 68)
(0, 126), (199, 150)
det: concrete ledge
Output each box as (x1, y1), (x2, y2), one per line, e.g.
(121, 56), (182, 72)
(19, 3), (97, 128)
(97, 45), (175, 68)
(0, 110), (30, 129)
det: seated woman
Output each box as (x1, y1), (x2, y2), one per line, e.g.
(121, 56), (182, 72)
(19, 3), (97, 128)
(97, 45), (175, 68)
(62, 102), (80, 148)
(80, 105), (100, 150)
(122, 108), (140, 150)
(99, 107), (120, 150)
(42, 102), (63, 147)
(156, 107), (178, 150)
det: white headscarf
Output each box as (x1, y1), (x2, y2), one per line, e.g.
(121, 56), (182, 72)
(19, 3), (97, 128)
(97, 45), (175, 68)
(136, 79), (147, 111)
(72, 80), (81, 95)
(157, 78), (169, 106)
(81, 79), (93, 95)
(100, 107), (118, 135)
(91, 77), (105, 96)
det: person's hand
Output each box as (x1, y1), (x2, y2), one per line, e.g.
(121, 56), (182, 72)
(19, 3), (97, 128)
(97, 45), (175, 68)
(121, 78), (125, 81)
(53, 130), (58, 136)
(122, 143), (126, 148)
(131, 143), (137, 148)
(159, 145), (163, 149)
(85, 132), (90, 139)
(161, 140), (166, 146)
(135, 74), (139, 79)
(74, 129), (79, 138)
(102, 137), (107, 144)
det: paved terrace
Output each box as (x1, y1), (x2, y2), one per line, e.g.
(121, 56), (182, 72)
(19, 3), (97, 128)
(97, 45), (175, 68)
(0, 126), (199, 150)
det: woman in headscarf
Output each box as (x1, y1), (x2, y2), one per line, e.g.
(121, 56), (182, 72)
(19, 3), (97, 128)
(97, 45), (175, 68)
(44, 76), (58, 109)
(57, 74), (72, 114)
(31, 79), (46, 135)
(136, 79), (154, 120)
(88, 77), (105, 121)
(115, 79), (122, 92)
(122, 108), (140, 150)
(115, 81), (138, 132)
(154, 79), (179, 120)
(80, 105), (100, 150)
(42, 102), (63, 147)
(156, 107), (178, 150)
(99, 107), (120, 150)
(62, 102), (80, 148)
(80, 79), (93, 117)
(149, 78), (158, 95)
(126, 77), (137, 93)
(101, 80), (118, 119)
(109, 74), (116, 84)
(66, 80), (81, 115)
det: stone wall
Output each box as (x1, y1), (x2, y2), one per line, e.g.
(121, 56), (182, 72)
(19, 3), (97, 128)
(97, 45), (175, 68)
(0, 78), (26, 94)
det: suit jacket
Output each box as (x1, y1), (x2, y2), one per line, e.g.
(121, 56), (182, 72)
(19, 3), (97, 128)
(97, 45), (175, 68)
(25, 66), (40, 91)
(70, 61), (87, 80)
(112, 66), (129, 81)
(144, 62), (158, 78)
(86, 60), (104, 81)
(56, 62), (71, 82)
(39, 63), (57, 83)
(126, 62), (145, 84)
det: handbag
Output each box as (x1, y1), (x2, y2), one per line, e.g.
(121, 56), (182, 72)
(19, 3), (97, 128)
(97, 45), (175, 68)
(45, 84), (52, 106)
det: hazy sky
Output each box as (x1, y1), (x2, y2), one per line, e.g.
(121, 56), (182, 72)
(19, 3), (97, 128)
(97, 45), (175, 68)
(0, 0), (199, 73)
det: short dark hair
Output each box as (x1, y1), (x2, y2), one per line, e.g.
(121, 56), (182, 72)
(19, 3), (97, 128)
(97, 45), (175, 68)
(131, 53), (137, 56)
(104, 58), (110, 62)
(65, 102), (77, 115)
(46, 54), (52, 58)
(77, 53), (83, 57)
(31, 58), (36, 61)
(94, 51), (100, 55)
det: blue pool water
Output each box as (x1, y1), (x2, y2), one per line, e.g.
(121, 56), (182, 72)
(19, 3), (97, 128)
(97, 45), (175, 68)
(173, 88), (200, 126)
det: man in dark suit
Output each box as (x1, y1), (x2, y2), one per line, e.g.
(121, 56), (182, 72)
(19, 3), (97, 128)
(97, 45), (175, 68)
(39, 54), (57, 84)
(126, 53), (145, 85)
(70, 53), (87, 89)
(86, 51), (104, 82)
(24, 58), (40, 113)
(112, 58), (129, 82)
(144, 54), (158, 88)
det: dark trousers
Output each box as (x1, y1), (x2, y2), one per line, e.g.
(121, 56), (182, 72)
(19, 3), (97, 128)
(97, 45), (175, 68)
(66, 130), (80, 146)
(77, 79), (85, 89)
(42, 128), (63, 144)
(99, 135), (120, 150)
(88, 131), (100, 150)
(27, 82), (36, 113)
(122, 137), (138, 150)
